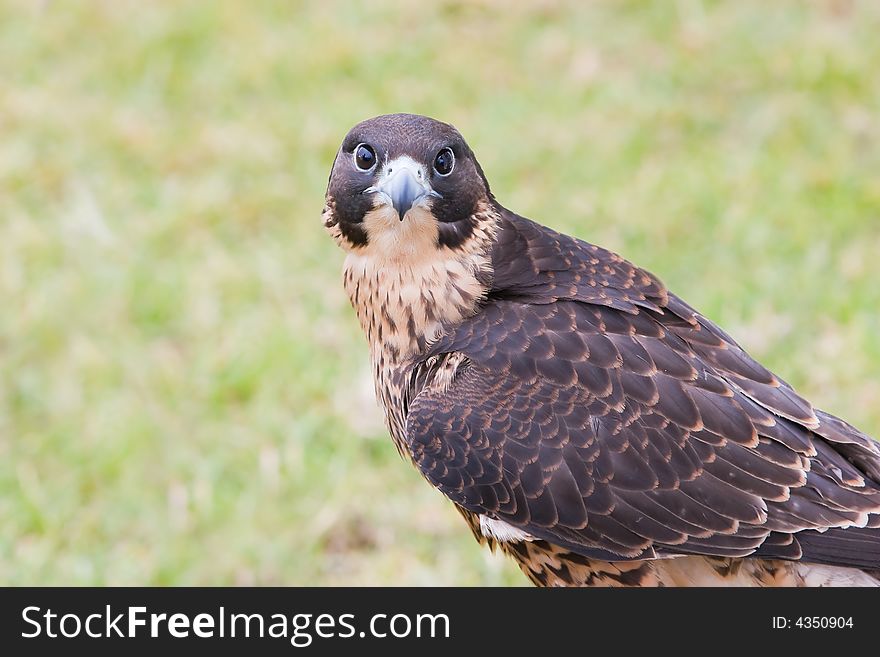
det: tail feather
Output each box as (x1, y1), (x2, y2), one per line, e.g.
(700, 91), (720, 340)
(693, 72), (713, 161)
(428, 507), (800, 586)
(755, 525), (880, 572)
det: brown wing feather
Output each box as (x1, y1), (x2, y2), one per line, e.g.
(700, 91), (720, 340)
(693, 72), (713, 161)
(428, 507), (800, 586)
(405, 213), (880, 568)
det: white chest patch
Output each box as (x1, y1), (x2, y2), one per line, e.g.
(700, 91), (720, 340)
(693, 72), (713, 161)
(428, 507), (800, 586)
(479, 515), (533, 543)
(341, 205), (494, 359)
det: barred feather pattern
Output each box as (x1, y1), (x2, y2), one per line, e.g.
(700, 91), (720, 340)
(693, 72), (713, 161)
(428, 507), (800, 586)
(397, 211), (880, 586)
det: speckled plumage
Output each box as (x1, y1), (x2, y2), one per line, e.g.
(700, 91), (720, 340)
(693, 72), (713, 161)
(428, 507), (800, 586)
(324, 114), (880, 586)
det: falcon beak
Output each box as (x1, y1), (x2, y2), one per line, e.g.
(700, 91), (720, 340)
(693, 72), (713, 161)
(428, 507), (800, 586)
(368, 157), (438, 221)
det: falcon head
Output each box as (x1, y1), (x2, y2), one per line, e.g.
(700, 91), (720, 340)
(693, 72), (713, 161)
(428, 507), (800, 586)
(323, 113), (493, 256)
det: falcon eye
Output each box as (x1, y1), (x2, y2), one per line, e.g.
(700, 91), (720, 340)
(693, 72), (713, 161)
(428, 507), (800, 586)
(433, 147), (455, 176)
(354, 143), (376, 171)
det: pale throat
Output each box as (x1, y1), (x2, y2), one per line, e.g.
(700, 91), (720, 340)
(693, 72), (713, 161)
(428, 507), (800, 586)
(341, 204), (493, 362)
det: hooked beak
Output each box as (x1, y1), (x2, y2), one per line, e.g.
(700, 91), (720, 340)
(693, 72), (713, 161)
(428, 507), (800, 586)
(366, 157), (439, 220)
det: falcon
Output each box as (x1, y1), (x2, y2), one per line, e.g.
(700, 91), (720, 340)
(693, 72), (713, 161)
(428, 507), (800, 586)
(322, 113), (880, 586)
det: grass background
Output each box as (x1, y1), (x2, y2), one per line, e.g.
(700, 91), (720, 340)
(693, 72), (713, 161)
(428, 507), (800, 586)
(2, 0), (879, 585)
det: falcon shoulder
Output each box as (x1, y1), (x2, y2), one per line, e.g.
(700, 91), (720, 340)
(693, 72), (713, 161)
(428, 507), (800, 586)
(403, 212), (880, 570)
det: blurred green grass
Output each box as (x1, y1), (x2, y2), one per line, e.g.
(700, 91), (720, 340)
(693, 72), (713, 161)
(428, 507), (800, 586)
(1, 0), (879, 585)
